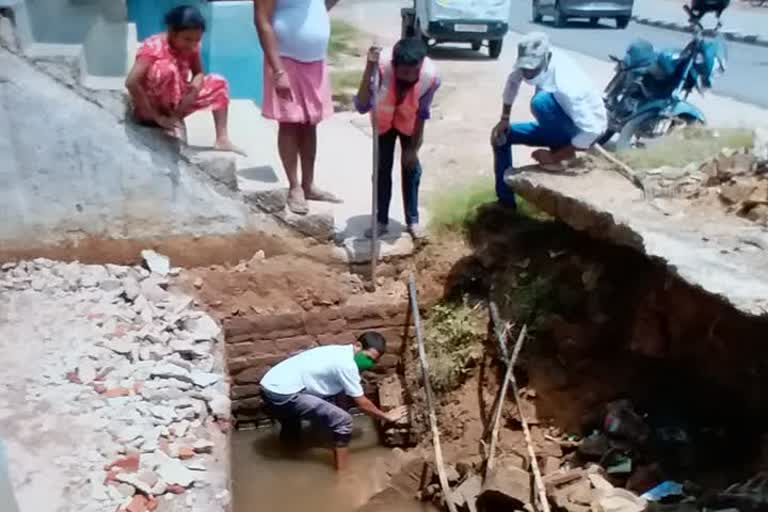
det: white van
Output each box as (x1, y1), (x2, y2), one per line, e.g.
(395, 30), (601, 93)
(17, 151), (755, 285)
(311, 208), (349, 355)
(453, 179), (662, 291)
(401, 0), (511, 59)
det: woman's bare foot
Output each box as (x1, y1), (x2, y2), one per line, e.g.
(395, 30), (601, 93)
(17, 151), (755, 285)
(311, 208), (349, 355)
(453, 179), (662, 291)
(287, 187), (309, 215)
(214, 138), (247, 156)
(304, 187), (343, 204)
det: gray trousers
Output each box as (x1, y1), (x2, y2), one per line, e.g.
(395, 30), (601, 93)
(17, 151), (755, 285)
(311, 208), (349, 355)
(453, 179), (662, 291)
(262, 388), (354, 447)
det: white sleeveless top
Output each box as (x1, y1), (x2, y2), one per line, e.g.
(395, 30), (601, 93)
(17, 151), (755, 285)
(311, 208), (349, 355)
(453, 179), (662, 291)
(272, 0), (330, 63)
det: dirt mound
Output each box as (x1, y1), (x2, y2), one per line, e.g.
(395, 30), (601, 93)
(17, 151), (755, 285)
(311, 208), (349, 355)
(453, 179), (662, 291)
(179, 251), (367, 318)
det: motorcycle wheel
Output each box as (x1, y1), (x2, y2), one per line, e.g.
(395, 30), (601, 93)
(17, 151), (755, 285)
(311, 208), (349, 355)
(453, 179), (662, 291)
(553, 5), (567, 27)
(532, 0), (543, 23)
(615, 112), (665, 151)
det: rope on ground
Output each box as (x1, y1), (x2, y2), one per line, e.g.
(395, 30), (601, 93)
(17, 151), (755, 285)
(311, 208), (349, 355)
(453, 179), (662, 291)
(593, 143), (647, 197)
(408, 272), (458, 512)
(485, 324), (527, 475)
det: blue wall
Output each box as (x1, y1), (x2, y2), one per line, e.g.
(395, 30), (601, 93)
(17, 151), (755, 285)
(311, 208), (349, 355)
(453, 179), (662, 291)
(127, 0), (263, 104)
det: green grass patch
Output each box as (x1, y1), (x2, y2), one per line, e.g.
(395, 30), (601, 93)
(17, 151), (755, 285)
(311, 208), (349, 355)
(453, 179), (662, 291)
(423, 301), (485, 393)
(427, 179), (497, 233)
(330, 69), (361, 94)
(427, 178), (544, 234)
(617, 126), (754, 170)
(329, 19), (360, 62)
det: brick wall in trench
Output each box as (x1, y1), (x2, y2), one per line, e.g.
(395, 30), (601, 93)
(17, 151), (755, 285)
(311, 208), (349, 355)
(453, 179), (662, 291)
(221, 300), (412, 424)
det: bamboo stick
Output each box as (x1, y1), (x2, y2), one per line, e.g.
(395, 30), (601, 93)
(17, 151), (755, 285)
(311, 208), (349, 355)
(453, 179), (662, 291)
(368, 50), (381, 289)
(485, 324), (527, 474)
(594, 143), (646, 196)
(408, 273), (458, 512)
(509, 351), (551, 512)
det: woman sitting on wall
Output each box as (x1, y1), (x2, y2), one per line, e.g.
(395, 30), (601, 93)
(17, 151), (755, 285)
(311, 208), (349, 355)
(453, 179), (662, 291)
(125, 5), (243, 154)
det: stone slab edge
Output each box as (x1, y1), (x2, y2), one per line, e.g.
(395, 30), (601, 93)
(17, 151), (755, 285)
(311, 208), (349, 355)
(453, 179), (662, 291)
(632, 15), (768, 47)
(507, 169), (768, 319)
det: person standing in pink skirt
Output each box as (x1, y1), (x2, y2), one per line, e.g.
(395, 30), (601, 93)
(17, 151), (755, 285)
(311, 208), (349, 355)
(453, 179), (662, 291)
(254, 0), (343, 214)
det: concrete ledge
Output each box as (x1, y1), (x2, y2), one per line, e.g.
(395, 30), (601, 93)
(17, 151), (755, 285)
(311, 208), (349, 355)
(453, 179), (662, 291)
(505, 165), (768, 318)
(632, 15), (768, 47)
(333, 232), (416, 263)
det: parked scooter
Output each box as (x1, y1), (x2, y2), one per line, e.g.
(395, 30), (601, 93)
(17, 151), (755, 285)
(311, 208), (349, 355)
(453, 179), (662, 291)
(600, 0), (729, 149)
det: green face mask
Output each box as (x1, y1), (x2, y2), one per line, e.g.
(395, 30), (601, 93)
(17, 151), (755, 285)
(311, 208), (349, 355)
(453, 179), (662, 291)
(354, 352), (375, 371)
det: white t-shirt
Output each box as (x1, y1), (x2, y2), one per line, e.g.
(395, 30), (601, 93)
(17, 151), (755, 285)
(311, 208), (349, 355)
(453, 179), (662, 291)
(503, 50), (607, 149)
(260, 345), (364, 398)
(273, 0), (330, 63)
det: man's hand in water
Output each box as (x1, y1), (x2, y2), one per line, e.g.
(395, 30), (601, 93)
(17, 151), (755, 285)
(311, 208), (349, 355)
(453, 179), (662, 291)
(383, 405), (408, 423)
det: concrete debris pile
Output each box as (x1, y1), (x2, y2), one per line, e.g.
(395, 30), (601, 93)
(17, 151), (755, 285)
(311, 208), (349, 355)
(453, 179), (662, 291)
(0, 257), (229, 512)
(631, 148), (768, 225)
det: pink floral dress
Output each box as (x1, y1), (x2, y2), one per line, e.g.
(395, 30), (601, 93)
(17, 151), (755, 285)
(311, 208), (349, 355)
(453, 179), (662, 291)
(133, 34), (229, 121)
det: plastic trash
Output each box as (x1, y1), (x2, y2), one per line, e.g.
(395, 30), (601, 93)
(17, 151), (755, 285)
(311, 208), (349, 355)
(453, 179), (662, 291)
(641, 481), (685, 501)
(606, 457), (633, 475)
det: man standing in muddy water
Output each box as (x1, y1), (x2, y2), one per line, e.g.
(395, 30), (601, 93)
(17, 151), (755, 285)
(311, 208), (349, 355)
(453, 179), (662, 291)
(260, 332), (407, 470)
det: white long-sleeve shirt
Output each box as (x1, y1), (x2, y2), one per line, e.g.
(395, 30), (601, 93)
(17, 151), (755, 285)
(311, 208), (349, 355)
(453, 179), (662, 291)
(503, 50), (607, 149)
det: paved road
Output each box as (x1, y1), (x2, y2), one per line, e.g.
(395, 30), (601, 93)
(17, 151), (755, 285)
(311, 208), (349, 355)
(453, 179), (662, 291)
(508, 0), (768, 107)
(340, 0), (768, 107)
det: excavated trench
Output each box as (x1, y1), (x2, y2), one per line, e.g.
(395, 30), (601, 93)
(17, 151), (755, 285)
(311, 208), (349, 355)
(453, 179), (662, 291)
(4, 205), (767, 512)
(431, 205), (768, 501)
(181, 205), (768, 511)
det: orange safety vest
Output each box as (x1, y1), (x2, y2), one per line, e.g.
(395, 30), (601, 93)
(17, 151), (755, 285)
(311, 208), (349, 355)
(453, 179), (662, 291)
(375, 50), (437, 136)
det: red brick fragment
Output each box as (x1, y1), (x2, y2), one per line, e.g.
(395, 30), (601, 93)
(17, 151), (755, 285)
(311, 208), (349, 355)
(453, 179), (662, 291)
(125, 495), (148, 512)
(105, 451), (140, 473)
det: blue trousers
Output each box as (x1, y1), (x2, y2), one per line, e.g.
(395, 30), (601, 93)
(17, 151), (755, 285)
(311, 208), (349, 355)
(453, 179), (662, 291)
(493, 91), (579, 207)
(377, 129), (422, 226)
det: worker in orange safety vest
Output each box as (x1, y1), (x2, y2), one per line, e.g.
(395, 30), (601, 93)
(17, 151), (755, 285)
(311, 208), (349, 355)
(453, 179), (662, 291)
(354, 38), (440, 240)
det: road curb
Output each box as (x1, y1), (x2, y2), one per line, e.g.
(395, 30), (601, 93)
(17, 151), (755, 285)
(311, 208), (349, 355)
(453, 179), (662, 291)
(632, 15), (768, 47)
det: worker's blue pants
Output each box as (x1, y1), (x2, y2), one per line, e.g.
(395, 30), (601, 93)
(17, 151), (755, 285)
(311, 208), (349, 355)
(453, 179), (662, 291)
(492, 91), (579, 207)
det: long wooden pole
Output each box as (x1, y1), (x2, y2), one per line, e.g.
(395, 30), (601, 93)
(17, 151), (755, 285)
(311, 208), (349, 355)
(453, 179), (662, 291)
(485, 324), (526, 473)
(511, 365), (550, 512)
(369, 52), (381, 289)
(593, 144), (646, 196)
(408, 273), (458, 512)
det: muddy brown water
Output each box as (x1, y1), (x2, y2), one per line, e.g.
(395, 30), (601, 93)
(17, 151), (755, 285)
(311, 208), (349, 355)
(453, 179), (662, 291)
(232, 418), (435, 512)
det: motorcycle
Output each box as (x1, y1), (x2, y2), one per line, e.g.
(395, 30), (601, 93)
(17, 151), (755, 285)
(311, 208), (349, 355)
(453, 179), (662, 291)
(600, 0), (729, 149)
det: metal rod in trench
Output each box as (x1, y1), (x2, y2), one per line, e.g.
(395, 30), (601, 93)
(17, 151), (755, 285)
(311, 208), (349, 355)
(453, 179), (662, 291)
(408, 273), (458, 512)
(369, 58), (381, 289)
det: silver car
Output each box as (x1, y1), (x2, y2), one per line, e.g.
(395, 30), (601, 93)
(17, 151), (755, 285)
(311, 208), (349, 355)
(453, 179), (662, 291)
(532, 0), (634, 28)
